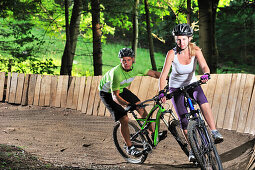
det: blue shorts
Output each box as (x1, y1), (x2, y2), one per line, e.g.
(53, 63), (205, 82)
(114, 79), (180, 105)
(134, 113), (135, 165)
(99, 88), (140, 122)
(170, 86), (208, 130)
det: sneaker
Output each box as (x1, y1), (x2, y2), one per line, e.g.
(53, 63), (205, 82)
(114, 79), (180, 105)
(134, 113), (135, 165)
(126, 145), (142, 157)
(189, 150), (196, 162)
(151, 130), (167, 142)
(211, 130), (224, 144)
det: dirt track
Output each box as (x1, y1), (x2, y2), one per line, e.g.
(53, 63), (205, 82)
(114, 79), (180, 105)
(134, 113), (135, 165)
(0, 103), (254, 169)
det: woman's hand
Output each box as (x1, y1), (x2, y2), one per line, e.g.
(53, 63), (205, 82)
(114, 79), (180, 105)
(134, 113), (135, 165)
(200, 73), (210, 83)
(158, 90), (167, 103)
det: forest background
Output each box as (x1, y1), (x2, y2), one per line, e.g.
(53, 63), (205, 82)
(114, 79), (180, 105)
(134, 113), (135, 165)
(0, 0), (254, 77)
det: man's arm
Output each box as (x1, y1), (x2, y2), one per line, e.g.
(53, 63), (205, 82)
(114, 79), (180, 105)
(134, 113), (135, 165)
(112, 90), (129, 107)
(146, 70), (161, 79)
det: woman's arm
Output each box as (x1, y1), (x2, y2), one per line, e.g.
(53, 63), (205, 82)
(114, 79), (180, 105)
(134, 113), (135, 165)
(159, 50), (174, 91)
(195, 47), (210, 74)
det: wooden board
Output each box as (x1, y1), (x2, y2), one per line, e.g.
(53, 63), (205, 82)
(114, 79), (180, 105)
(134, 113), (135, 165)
(71, 76), (81, 110)
(0, 72), (5, 101)
(77, 76), (86, 111)
(237, 74), (254, 133)
(60, 75), (69, 108)
(44, 75), (51, 106)
(5, 72), (11, 102)
(8, 72), (18, 104)
(15, 73), (25, 104)
(216, 74), (232, 128)
(33, 74), (42, 106)
(50, 75), (58, 107)
(98, 99), (106, 117)
(223, 74), (241, 130)
(39, 75), (46, 106)
(81, 76), (92, 113)
(211, 74), (225, 122)
(232, 74), (247, 130)
(144, 77), (158, 119)
(137, 76), (152, 102)
(21, 74), (30, 106)
(205, 74), (218, 105)
(66, 77), (75, 109)
(27, 74), (37, 105)
(55, 75), (63, 108)
(128, 76), (142, 96)
(245, 82), (255, 134)
(105, 107), (111, 117)
(248, 85), (255, 135)
(86, 76), (98, 115)
(93, 76), (102, 116)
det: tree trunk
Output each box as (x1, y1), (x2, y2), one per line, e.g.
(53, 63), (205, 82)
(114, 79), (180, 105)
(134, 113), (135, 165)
(132, 0), (139, 59)
(91, 0), (102, 76)
(60, 0), (83, 76)
(198, 0), (219, 73)
(212, 0), (219, 71)
(144, 0), (157, 71)
(187, 0), (191, 25)
(60, 0), (71, 75)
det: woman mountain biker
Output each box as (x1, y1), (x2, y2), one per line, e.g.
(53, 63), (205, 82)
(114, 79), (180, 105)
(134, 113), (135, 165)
(99, 48), (166, 157)
(158, 23), (224, 162)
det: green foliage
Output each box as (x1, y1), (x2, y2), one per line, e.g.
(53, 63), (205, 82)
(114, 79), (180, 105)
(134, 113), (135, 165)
(30, 58), (58, 74)
(216, 0), (255, 69)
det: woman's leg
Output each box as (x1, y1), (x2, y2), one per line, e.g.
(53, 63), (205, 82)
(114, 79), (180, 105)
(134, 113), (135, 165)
(200, 103), (216, 130)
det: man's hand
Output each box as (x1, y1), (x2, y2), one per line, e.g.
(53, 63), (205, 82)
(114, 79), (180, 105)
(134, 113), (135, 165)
(125, 103), (137, 111)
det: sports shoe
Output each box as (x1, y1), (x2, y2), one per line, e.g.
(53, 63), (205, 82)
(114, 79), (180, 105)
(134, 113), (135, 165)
(189, 150), (196, 162)
(211, 130), (224, 144)
(126, 145), (142, 157)
(151, 130), (167, 142)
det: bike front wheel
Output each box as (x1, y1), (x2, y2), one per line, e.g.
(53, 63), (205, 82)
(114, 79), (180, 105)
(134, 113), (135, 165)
(187, 120), (223, 170)
(168, 119), (189, 157)
(113, 121), (148, 164)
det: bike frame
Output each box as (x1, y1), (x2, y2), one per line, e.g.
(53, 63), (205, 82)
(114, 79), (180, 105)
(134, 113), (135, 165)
(131, 100), (171, 146)
(183, 86), (214, 152)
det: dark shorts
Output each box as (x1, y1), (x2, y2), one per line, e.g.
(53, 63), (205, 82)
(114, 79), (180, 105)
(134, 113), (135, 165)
(170, 86), (208, 130)
(99, 88), (140, 122)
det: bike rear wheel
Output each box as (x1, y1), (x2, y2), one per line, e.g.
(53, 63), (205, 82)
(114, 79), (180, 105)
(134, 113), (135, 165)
(168, 119), (189, 157)
(113, 121), (148, 164)
(187, 120), (223, 170)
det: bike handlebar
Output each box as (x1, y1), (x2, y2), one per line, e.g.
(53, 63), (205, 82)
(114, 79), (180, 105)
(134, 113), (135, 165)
(126, 79), (207, 112)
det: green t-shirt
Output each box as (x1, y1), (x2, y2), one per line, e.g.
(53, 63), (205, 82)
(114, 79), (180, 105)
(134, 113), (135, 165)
(99, 64), (149, 93)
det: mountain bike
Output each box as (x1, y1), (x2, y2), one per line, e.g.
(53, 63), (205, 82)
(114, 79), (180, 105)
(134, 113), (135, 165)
(112, 86), (189, 164)
(170, 80), (223, 170)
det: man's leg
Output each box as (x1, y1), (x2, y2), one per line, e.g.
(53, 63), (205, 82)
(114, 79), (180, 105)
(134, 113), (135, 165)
(118, 115), (132, 147)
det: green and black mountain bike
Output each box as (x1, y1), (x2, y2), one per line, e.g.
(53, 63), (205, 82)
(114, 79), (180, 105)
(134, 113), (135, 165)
(113, 80), (223, 170)
(112, 87), (189, 164)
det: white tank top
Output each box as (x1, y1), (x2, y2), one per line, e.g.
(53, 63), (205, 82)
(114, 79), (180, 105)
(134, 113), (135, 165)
(169, 49), (197, 88)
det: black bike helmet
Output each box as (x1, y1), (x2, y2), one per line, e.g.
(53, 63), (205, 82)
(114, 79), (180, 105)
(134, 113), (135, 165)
(172, 23), (193, 37)
(118, 48), (135, 58)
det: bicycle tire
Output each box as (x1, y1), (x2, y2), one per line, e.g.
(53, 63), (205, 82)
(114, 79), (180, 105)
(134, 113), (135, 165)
(187, 120), (223, 170)
(168, 119), (189, 157)
(113, 121), (148, 164)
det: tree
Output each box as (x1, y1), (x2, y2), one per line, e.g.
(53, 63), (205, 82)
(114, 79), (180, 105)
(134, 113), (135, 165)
(144, 0), (157, 71)
(198, 0), (219, 73)
(132, 0), (139, 58)
(60, 0), (83, 75)
(91, 0), (102, 76)
(187, 0), (191, 25)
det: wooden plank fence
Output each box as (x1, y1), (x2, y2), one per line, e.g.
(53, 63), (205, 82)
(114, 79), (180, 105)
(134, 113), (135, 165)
(1, 72), (255, 135)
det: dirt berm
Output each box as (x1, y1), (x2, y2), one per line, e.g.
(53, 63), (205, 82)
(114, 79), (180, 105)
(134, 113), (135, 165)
(0, 103), (254, 169)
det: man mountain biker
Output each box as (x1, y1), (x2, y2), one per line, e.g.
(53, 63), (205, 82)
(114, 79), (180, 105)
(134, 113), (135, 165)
(99, 48), (166, 157)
